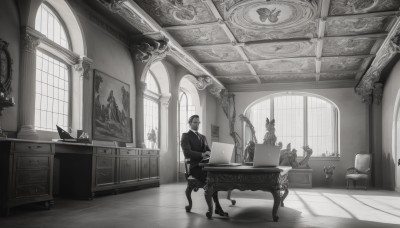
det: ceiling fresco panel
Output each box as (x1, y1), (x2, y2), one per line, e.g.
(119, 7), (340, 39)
(243, 40), (316, 60)
(326, 15), (395, 36)
(322, 37), (378, 56)
(252, 59), (316, 74)
(133, 0), (217, 27)
(186, 46), (243, 62)
(321, 57), (365, 72)
(216, 76), (258, 85)
(259, 74), (315, 83)
(168, 25), (231, 46)
(203, 62), (252, 76)
(319, 72), (357, 81)
(329, 0), (400, 16)
(213, 0), (318, 42)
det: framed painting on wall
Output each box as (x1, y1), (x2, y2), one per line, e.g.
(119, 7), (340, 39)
(92, 70), (132, 142)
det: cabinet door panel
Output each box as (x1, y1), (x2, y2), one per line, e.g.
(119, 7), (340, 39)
(140, 158), (150, 179)
(119, 157), (138, 182)
(149, 157), (158, 178)
(96, 168), (114, 186)
(96, 157), (114, 168)
(16, 170), (48, 185)
(16, 184), (49, 197)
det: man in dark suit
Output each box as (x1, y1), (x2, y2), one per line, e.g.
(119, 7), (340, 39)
(181, 115), (211, 183)
(181, 115), (227, 216)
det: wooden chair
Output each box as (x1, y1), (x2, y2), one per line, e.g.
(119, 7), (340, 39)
(184, 158), (236, 212)
(345, 153), (372, 190)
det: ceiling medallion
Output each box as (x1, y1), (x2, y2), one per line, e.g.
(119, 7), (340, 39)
(225, 0), (318, 31)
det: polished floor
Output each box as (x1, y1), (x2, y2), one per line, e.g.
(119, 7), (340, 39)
(1, 183), (400, 228)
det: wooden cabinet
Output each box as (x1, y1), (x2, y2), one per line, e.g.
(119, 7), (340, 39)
(0, 140), (54, 215)
(55, 145), (159, 200)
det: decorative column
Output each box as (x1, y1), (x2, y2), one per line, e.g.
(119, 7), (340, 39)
(74, 57), (93, 135)
(17, 27), (44, 139)
(136, 81), (146, 148)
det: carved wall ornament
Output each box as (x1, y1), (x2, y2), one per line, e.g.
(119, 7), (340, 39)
(224, 0), (318, 36)
(329, 0), (400, 15)
(133, 38), (169, 62)
(74, 57), (93, 80)
(0, 39), (13, 97)
(189, 75), (213, 90)
(97, 0), (153, 33)
(134, 0), (215, 26)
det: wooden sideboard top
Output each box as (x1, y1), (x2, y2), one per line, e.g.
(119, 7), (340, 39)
(0, 138), (159, 150)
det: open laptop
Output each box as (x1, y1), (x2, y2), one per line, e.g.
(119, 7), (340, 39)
(253, 144), (281, 167)
(208, 142), (238, 166)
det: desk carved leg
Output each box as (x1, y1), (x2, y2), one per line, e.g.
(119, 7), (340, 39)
(204, 185), (214, 219)
(271, 190), (281, 222)
(281, 188), (289, 207)
(185, 182), (195, 212)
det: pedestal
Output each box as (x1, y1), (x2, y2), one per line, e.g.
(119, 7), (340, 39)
(288, 169), (313, 188)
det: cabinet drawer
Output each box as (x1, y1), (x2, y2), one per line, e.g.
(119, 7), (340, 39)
(119, 149), (138, 156)
(16, 170), (48, 185)
(95, 147), (115, 155)
(16, 184), (49, 197)
(17, 156), (50, 169)
(14, 142), (51, 153)
(140, 150), (159, 156)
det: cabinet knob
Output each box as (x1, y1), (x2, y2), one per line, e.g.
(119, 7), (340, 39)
(28, 145), (42, 150)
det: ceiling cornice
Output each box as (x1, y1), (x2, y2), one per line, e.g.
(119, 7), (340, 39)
(227, 80), (357, 92)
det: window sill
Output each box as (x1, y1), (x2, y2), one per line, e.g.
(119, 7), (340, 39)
(297, 157), (340, 161)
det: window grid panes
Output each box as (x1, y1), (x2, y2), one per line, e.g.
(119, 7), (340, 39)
(146, 71), (160, 94)
(274, 95), (304, 152)
(35, 4), (69, 49)
(35, 50), (69, 131)
(308, 97), (335, 157)
(144, 98), (159, 149)
(178, 91), (196, 162)
(246, 95), (338, 157)
(247, 99), (270, 143)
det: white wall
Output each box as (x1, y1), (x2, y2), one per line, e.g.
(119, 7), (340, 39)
(0, 0), (20, 133)
(217, 88), (368, 187)
(382, 59), (400, 189)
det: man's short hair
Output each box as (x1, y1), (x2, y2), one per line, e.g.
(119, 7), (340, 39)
(188, 115), (199, 124)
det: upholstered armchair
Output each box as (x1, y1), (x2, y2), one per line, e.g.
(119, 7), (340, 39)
(345, 154), (372, 190)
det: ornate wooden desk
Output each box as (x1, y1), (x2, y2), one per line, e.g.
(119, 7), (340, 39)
(202, 165), (291, 221)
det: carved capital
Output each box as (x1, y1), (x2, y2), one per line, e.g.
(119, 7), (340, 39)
(138, 81), (147, 93)
(132, 38), (169, 63)
(361, 93), (373, 105)
(21, 32), (41, 53)
(160, 94), (171, 108)
(74, 57), (93, 79)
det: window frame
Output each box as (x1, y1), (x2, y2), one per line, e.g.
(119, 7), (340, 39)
(244, 93), (339, 159)
(34, 2), (76, 132)
(143, 71), (161, 149)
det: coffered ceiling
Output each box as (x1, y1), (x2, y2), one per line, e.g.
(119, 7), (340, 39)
(92, 0), (400, 92)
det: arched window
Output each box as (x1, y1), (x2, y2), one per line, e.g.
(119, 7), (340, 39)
(245, 93), (339, 157)
(178, 90), (196, 161)
(34, 3), (72, 131)
(144, 70), (160, 148)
